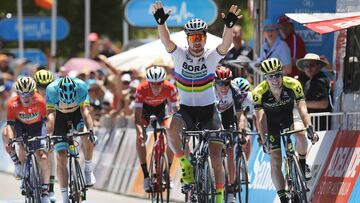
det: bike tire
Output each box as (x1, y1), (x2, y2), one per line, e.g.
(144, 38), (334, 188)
(30, 154), (42, 203)
(235, 152), (249, 203)
(159, 154), (170, 203)
(204, 159), (216, 203)
(149, 152), (157, 203)
(223, 155), (230, 203)
(75, 158), (87, 201)
(290, 156), (308, 203)
(69, 158), (81, 203)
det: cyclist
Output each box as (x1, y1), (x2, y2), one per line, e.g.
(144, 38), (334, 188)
(214, 66), (254, 202)
(252, 58), (319, 203)
(46, 76), (96, 203)
(4, 77), (50, 203)
(33, 69), (57, 203)
(152, 2), (241, 202)
(134, 65), (178, 192)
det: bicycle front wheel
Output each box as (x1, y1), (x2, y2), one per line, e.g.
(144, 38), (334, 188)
(235, 152), (248, 203)
(195, 159), (215, 203)
(150, 153), (170, 203)
(69, 158), (81, 203)
(289, 155), (308, 203)
(30, 154), (42, 203)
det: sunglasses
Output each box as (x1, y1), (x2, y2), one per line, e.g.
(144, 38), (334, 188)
(215, 81), (230, 87)
(265, 72), (283, 80)
(149, 81), (164, 86)
(187, 34), (206, 43)
(304, 62), (318, 68)
(19, 92), (34, 98)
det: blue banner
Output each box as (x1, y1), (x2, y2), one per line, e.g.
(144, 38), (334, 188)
(248, 141), (277, 202)
(266, 0), (337, 62)
(125, 0), (218, 27)
(0, 16), (69, 41)
(10, 49), (47, 66)
(348, 175), (360, 203)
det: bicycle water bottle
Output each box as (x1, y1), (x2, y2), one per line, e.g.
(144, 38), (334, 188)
(68, 144), (76, 155)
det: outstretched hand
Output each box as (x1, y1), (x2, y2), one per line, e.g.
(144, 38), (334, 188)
(152, 1), (171, 25)
(221, 5), (242, 28)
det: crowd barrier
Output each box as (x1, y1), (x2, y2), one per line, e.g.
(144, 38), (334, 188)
(0, 112), (359, 202)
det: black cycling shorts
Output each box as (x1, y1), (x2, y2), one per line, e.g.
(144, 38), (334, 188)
(174, 104), (224, 143)
(267, 122), (292, 151)
(13, 120), (46, 151)
(53, 108), (84, 151)
(220, 107), (236, 130)
(141, 103), (166, 126)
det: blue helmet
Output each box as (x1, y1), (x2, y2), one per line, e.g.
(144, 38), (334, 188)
(58, 77), (77, 104)
(232, 77), (251, 93)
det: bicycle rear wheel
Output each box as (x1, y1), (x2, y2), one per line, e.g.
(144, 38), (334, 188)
(235, 152), (248, 203)
(69, 158), (81, 203)
(289, 155), (308, 203)
(30, 155), (42, 203)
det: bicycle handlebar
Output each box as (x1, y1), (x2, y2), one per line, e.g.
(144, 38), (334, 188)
(279, 128), (307, 136)
(50, 131), (91, 139)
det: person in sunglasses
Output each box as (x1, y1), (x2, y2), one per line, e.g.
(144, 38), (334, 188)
(134, 65), (178, 192)
(152, 1), (241, 202)
(214, 66), (254, 202)
(33, 69), (57, 203)
(252, 58), (319, 203)
(3, 76), (51, 202)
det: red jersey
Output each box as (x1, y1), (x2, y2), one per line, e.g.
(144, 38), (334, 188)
(7, 92), (47, 125)
(134, 80), (178, 108)
(284, 32), (306, 78)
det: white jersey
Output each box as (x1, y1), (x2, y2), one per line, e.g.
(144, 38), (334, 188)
(215, 89), (234, 113)
(171, 46), (225, 106)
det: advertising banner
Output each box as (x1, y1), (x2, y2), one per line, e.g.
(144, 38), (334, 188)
(267, 0), (336, 62)
(312, 131), (360, 202)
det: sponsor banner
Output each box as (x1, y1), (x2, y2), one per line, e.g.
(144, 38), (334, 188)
(304, 15), (360, 34)
(267, 0), (336, 63)
(306, 130), (338, 200)
(248, 139), (277, 202)
(312, 131), (360, 202)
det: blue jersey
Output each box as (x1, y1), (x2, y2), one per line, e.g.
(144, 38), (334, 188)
(46, 77), (90, 113)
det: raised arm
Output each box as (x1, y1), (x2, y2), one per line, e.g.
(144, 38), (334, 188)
(217, 5), (242, 55)
(152, 1), (176, 52)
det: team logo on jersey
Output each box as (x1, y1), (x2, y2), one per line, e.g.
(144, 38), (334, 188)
(18, 112), (39, 121)
(182, 62), (207, 78)
(296, 86), (302, 94)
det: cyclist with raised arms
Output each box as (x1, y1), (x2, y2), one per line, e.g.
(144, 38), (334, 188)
(252, 58), (318, 203)
(33, 69), (57, 203)
(46, 76), (96, 203)
(4, 77), (50, 203)
(152, 1), (241, 202)
(214, 66), (254, 202)
(134, 66), (179, 192)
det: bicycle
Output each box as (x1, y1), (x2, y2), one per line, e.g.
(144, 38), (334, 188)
(8, 133), (48, 203)
(223, 128), (258, 203)
(143, 115), (170, 203)
(182, 128), (227, 203)
(271, 128), (311, 203)
(51, 128), (92, 203)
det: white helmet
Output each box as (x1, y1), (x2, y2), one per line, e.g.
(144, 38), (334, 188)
(146, 66), (166, 82)
(15, 76), (36, 94)
(184, 18), (208, 35)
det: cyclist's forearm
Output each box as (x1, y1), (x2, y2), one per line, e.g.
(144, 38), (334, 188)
(297, 100), (312, 127)
(81, 106), (94, 130)
(157, 24), (176, 52)
(217, 26), (233, 55)
(255, 109), (267, 142)
(46, 111), (55, 135)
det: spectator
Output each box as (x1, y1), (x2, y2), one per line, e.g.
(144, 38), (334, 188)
(257, 19), (292, 76)
(224, 55), (253, 82)
(99, 36), (121, 58)
(296, 53), (333, 130)
(88, 32), (100, 60)
(0, 54), (14, 81)
(278, 15), (306, 78)
(224, 25), (254, 76)
(0, 77), (12, 120)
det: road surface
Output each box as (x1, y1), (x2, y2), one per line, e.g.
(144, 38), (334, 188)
(0, 172), (150, 203)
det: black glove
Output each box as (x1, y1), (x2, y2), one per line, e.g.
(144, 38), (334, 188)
(89, 129), (96, 144)
(307, 125), (319, 144)
(222, 12), (238, 28)
(153, 7), (170, 25)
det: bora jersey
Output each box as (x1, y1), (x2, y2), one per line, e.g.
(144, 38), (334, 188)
(170, 46), (225, 106)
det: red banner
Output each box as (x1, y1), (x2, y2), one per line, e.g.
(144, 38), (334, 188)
(312, 131), (360, 203)
(304, 15), (360, 34)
